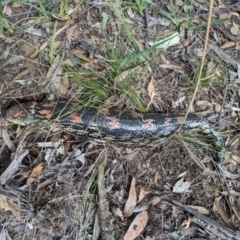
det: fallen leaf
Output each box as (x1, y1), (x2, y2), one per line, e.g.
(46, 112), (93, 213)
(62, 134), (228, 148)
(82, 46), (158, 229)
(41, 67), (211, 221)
(46, 54), (62, 90)
(59, 72), (69, 95)
(70, 48), (95, 63)
(101, 12), (109, 30)
(177, 171), (187, 178)
(148, 32), (180, 49)
(136, 185), (152, 202)
(195, 100), (212, 110)
(214, 103), (222, 112)
(25, 26), (43, 36)
(220, 41), (236, 49)
(194, 48), (204, 57)
(115, 207), (124, 220)
(221, 190), (240, 197)
(119, 150), (139, 162)
(123, 211), (148, 240)
(187, 205), (209, 215)
(175, 0), (183, 6)
(2, 129), (16, 152)
(34, 178), (54, 204)
(154, 171), (160, 183)
(66, 23), (77, 44)
(26, 164), (44, 185)
(0, 196), (21, 220)
(12, 3), (22, 7)
(173, 96), (186, 108)
(158, 64), (184, 72)
(127, 8), (134, 18)
(40, 24), (70, 50)
(62, 133), (71, 157)
(3, 6), (12, 16)
(36, 178), (53, 191)
(229, 195), (240, 221)
(124, 177), (137, 217)
(214, 197), (235, 230)
(181, 215), (192, 228)
(147, 77), (156, 102)
(173, 178), (191, 193)
(13, 68), (30, 81)
(230, 22), (239, 36)
(115, 66), (140, 82)
(133, 195), (161, 212)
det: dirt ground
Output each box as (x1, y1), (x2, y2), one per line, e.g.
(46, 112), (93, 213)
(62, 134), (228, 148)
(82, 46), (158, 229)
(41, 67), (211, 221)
(0, 0), (240, 239)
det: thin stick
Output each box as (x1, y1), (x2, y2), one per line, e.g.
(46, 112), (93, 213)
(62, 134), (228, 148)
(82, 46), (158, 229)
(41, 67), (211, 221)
(179, 0), (214, 128)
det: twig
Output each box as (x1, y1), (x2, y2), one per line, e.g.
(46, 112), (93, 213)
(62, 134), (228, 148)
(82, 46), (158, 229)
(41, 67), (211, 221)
(172, 199), (240, 239)
(0, 150), (29, 185)
(178, 0), (214, 129)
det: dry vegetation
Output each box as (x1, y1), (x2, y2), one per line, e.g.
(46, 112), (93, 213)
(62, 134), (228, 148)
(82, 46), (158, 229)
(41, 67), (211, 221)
(0, 0), (240, 239)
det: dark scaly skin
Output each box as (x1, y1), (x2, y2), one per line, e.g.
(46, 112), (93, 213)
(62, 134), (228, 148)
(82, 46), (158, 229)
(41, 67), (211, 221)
(5, 101), (225, 163)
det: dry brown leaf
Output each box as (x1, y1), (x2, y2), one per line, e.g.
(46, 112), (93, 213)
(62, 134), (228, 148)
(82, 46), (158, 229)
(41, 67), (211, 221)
(181, 215), (192, 228)
(220, 12), (229, 28)
(214, 197), (235, 230)
(175, 0), (183, 6)
(147, 77), (156, 103)
(220, 41), (236, 49)
(70, 49), (95, 63)
(194, 49), (204, 57)
(133, 196), (161, 212)
(67, 24), (77, 44)
(3, 6), (12, 16)
(173, 96), (186, 108)
(0, 196), (21, 220)
(229, 195), (240, 221)
(63, 133), (71, 157)
(187, 205), (209, 215)
(26, 165), (44, 185)
(119, 150), (139, 162)
(195, 100), (212, 110)
(59, 72), (69, 95)
(13, 68), (30, 81)
(221, 190), (240, 197)
(46, 54), (61, 79)
(226, 154), (240, 164)
(136, 185), (152, 202)
(29, 46), (40, 59)
(46, 55), (62, 90)
(35, 190), (44, 205)
(124, 177), (137, 217)
(40, 24), (70, 50)
(115, 207), (124, 220)
(159, 64), (184, 73)
(36, 178), (53, 191)
(115, 66), (140, 82)
(214, 103), (222, 112)
(12, 3), (22, 7)
(33, 178), (54, 204)
(154, 171), (160, 183)
(123, 211), (148, 240)
(230, 22), (239, 36)
(2, 129), (16, 152)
